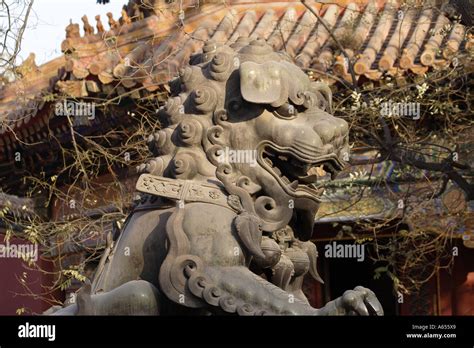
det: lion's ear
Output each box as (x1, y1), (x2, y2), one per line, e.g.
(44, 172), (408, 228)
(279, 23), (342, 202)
(240, 61), (284, 105)
(310, 82), (333, 114)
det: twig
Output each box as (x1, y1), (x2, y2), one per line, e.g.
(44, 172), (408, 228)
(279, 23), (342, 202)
(301, 0), (359, 91)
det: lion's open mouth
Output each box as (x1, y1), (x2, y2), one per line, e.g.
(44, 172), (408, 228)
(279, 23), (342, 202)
(258, 141), (345, 200)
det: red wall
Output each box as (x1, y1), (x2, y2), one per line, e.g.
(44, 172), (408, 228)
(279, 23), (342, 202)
(436, 242), (474, 316)
(0, 234), (62, 315)
(451, 243), (474, 315)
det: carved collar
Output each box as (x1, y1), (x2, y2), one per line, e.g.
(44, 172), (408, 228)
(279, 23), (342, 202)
(135, 174), (241, 212)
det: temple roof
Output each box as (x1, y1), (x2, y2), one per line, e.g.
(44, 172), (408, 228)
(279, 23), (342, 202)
(0, 0), (471, 154)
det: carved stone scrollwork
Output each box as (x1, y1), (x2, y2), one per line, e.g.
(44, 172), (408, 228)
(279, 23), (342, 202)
(206, 144), (225, 167)
(147, 127), (176, 156)
(236, 176), (261, 195)
(137, 154), (172, 176)
(179, 66), (203, 92)
(171, 152), (198, 179)
(207, 125), (226, 146)
(177, 119), (202, 146)
(193, 86), (218, 113)
(201, 40), (220, 63)
(158, 207), (205, 308)
(254, 195), (292, 231)
(209, 52), (233, 81)
(218, 295), (237, 313)
(212, 108), (228, 126)
(161, 96), (185, 124)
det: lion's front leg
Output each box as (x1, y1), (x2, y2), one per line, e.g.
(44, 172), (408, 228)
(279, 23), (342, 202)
(185, 266), (383, 316)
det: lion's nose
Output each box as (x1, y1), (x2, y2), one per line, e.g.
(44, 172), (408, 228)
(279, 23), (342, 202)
(336, 118), (349, 137)
(313, 122), (336, 143)
(313, 118), (348, 144)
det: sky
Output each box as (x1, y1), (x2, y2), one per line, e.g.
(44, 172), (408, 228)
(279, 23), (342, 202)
(14, 0), (125, 65)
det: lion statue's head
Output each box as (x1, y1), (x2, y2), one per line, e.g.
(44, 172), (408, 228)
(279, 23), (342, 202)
(141, 38), (349, 240)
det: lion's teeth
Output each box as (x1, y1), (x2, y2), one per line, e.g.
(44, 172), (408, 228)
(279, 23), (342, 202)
(264, 158), (273, 166)
(290, 180), (298, 189)
(278, 155), (288, 161)
(281, 176), (290, 184)
(273, 166), (282, 175)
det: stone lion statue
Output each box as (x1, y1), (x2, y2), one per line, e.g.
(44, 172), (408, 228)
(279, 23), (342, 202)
(51, 38), (383, 316)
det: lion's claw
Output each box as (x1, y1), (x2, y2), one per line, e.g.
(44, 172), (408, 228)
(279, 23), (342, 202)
(337, 286), (384, 316)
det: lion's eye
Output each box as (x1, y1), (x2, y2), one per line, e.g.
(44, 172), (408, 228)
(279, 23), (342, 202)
(272, 103), (297, 119)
